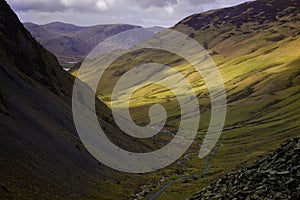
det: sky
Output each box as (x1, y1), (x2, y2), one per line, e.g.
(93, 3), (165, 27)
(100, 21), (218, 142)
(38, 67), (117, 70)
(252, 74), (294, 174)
(8, 0), (250, 27)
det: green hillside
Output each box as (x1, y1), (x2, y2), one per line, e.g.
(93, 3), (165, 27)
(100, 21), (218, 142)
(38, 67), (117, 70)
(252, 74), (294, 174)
(72, 0), (300, 199)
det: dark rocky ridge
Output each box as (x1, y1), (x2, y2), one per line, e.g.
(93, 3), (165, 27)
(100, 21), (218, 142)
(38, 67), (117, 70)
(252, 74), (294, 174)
(177, 0), (300, 31)
(0, 2), (73, 96)
(0, 0), (143, 199)
(0, 2), (166, 198)
(191, 137), (300, 200)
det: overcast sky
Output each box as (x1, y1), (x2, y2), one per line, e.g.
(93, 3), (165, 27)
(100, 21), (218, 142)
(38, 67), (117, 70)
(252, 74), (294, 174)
(8, 0), (249, 27)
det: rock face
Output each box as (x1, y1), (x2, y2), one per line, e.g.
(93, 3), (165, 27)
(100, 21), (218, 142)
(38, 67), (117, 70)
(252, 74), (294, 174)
(0, 1), (132, 199)
(0, 1), (156, 198)
(191, 137), (300, 200)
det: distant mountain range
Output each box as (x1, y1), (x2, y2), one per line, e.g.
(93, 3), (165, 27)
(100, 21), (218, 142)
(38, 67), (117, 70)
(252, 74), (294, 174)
(23, 22), (163, 66)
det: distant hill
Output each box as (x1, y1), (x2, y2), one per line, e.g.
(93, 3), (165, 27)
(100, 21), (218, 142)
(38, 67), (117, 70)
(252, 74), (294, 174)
(23, 22), (163, 65)
(68, 26), (164, 74)
(174, 0), (300, 57)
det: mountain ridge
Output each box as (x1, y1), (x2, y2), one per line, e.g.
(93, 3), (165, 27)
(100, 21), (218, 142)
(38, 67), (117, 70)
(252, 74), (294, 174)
(0, 1), (151, 199)
(23, 21), (143, 64)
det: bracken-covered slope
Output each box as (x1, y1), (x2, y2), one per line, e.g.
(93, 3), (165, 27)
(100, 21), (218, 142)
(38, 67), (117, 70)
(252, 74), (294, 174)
(174, 0), (300, 57)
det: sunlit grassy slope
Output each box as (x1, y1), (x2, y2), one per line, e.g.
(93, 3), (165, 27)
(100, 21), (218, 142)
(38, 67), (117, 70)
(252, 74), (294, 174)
(71, 0), (300, 199)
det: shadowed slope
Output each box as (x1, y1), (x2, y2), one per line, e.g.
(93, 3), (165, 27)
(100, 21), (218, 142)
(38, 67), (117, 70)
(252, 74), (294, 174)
(0, 1), (151, 199)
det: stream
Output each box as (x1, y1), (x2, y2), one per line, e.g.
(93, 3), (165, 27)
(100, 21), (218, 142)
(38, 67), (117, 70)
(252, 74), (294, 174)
(133, 129), (222, 200)
(146, 143), (221, 200)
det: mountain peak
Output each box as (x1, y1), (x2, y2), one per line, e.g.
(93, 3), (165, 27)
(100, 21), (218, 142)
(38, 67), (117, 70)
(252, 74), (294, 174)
(0, 0), (71, 96)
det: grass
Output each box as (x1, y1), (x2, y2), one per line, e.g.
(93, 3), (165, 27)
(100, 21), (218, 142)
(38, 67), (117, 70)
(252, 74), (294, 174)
(69, 12), (300, 200)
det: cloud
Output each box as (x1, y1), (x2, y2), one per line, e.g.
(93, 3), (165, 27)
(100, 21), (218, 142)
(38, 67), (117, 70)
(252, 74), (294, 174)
(187, 0), (217, 5)
(10, 0), (65, 12)
(131, 0), (178, 9)
(164, 5), (174, 15)
(10, 0), (116, 12)
(8, 0), (249, 27)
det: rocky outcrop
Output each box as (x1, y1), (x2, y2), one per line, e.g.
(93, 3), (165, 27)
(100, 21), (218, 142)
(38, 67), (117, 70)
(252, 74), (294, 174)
(191, 137), (300, 200)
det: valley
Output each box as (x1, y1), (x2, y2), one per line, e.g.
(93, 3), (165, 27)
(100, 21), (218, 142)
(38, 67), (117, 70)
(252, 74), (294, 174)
(0, 0), (299, 199)
(71, 0), (300, 199)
